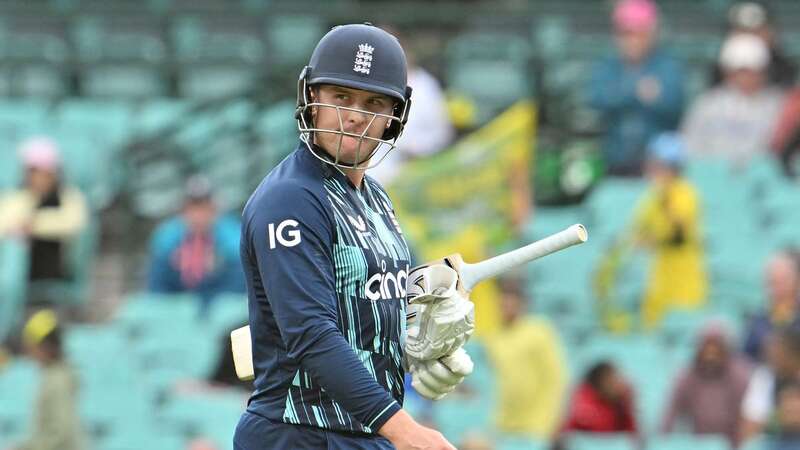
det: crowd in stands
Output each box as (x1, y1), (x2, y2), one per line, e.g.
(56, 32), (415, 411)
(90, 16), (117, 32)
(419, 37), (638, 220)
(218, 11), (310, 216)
(3, 1), (800, 450)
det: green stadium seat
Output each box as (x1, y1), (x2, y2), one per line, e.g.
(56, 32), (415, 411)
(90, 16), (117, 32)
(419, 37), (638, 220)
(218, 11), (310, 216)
(0, 359), (39, 447)
(497, 436), (547, 450)
(159, 391), (246, 448)
(115, 292), (200, 333)
(0, 100), (52, 134)
(83, 64), (166, 98)
(648, 434), (729, 450)
(171, 16), (264, 64)
(0, 240), (29, 340)
(532, 15), (571, 61)
(178, 65), (257, 99)
(738, 437), (767, 450)
(14, 64), (67, 98)
(207, 293), (248, 335)
(566, 433), (637, 450)
(71, 15), (166, 64)
(264, 15), (325, 68)
(446, 32), (533, 124)
(132, 99), (192, 135)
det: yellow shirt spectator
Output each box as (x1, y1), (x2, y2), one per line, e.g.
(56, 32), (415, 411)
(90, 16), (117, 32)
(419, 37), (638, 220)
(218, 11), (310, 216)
(634, 156), (707, 329)
(484, 280), (567, 438)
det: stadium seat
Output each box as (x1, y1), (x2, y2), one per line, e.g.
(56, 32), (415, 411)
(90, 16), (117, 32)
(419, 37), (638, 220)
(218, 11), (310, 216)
(445, 32), (533, 124)
(82, 64), (166, 98)
(738, 437), (768, 450)
(13, 64), (67, 98)
(132, 99), (192, 135)
(566, 433), (637, 450)
(0, 240), (29, 341)
(264, 15), (325, 68)
(0, 359), (40, 446)
(159, 391), (246, 449)
(497, 436), (547, 450)
(71, 15), (166, 64)
(648, 434), (729, 450)
(177, 65), (257, 99)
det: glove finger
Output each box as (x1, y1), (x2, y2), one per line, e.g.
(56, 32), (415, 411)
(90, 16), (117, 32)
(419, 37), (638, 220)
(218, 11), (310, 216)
(412, 372), (450, 401)
(440, 348), (475, 377)
(419, 360), (465, 387)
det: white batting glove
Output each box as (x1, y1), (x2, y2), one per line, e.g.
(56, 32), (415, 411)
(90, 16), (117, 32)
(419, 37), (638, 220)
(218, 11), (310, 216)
(409, 347), (474, 401)
(405, 264), (475, 362)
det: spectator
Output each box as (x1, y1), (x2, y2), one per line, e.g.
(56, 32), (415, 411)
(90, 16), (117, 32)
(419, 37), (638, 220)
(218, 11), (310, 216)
(588, 0), (685, 177)
(633, 133), (707, 329)
(771, 381), (800, 450)
(483, 276), (567, 439)
(743, 253), (800, 362)
(0, 138), (88, 290)
(740, 324), (800, 443)
(768, 87), (800, 177)
(10, 310), (86, 450)
(711, 2), (797, 88)
(682, 33), (785, 167)
(660, 319), (752, 446)
(147, 176), (244, 311)
(369, 26), (454, 185)
(559, 360), (638, 434)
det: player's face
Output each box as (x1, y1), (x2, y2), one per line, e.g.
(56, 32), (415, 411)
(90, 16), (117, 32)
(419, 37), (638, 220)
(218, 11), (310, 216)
(311, 84), (395, 167)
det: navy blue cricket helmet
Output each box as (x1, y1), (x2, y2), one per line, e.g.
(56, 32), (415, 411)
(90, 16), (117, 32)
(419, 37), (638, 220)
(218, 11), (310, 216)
(296, 23), (413, 167)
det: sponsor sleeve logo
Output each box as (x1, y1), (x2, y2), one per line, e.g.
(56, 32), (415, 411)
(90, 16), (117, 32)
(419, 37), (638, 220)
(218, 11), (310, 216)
(267, 219), (302, 249)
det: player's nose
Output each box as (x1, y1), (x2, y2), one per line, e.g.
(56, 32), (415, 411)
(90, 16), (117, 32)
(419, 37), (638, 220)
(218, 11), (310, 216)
(342, 107), (370, 131)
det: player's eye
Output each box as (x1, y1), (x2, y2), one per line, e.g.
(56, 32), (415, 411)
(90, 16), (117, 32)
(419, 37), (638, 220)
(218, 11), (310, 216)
(334, 94), (349, 101)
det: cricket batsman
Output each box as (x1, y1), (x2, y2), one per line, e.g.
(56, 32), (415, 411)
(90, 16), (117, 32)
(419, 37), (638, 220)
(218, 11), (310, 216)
(233, 23), (475, 449)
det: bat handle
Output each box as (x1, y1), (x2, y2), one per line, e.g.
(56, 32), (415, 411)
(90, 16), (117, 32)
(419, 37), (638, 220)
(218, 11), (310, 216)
(460, 224), (588, 291)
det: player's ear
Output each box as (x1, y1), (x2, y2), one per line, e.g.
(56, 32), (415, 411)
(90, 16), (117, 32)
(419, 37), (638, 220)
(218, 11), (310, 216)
(309, 88), (318, 117)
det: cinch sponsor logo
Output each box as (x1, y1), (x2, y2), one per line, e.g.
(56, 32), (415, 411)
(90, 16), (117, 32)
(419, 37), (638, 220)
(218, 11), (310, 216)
(365, 261), (407, 301)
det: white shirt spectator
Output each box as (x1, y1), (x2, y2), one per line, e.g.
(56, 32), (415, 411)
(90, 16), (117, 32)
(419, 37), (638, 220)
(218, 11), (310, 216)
(681, 85), (784, 167)
(742, 365), (776, 424)
(370, 67), (454, 185)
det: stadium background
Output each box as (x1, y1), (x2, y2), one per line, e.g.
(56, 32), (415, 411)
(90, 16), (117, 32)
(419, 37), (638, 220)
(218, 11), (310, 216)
(1, 0), (800, 449)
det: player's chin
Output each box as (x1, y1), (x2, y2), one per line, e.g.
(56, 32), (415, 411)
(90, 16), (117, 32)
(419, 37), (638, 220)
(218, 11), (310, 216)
(339, 137), (378, 160)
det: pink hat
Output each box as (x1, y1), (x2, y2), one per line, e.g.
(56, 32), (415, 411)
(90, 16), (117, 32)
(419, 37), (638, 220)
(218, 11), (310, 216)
(18, 137), (62, 172)
(613, 0), (658, 32)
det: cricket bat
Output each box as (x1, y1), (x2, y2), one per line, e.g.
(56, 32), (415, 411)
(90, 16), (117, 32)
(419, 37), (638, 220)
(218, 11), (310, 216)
(231, 224), (588, 381)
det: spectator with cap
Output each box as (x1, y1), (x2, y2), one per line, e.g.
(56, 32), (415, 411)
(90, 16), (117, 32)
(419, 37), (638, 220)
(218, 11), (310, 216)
(8, 309), (86, 450)
(660, 318), (752, 447)
(740, 324), (800, 443)
(682, 33), (786, 167)
(711, 2), (796, 88)
(147, 175), (244, 311)
(632, 132), (707, 329)
(483, 275), (567, 439)
(0, 137), (88, 287)
(743, 252), (800, 363)
(588, 0), (685, 177)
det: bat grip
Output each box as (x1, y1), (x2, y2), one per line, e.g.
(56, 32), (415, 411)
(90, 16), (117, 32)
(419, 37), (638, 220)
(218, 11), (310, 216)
(460, 224), (587, 291)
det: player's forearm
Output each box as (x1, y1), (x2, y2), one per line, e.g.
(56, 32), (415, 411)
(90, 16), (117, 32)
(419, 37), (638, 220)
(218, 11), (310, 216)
(298, 327), (400, 431)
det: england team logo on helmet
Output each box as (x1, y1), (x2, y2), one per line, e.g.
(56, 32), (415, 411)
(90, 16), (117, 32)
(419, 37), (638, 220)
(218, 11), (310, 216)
(353, 43), (374, 75)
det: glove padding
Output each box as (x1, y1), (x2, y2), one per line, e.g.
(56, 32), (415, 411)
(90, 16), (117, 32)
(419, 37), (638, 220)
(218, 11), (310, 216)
(405, 264), (475, 362)
(410, 347), (474, 401)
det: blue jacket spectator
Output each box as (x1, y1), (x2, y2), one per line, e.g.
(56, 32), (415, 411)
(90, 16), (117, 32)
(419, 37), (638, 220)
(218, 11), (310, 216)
(588, 0), (685, 176)
(743, 252), (800, 362)
(147, 176), (244, 310)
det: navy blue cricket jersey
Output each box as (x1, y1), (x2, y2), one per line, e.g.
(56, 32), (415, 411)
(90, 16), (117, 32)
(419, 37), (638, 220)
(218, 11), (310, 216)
(240, 141), (411, 435)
